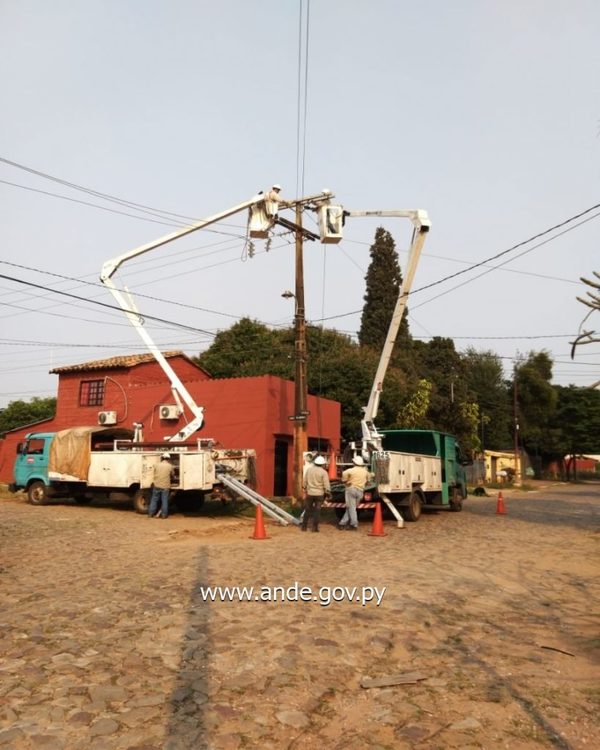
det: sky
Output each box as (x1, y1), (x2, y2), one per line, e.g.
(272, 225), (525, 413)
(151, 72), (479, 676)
(1, 0), (599, 410)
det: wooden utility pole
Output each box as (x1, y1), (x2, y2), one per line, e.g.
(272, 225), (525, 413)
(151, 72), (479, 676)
(292, 203), (308, 502)
(513, 367), (521, 486)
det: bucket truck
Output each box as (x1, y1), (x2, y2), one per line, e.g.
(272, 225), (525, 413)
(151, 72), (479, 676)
(322, 209), (469, 526)
(90, 188), (332, 519)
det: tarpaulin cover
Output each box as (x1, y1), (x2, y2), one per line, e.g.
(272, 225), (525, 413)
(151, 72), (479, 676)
(48, 427), (134, 480)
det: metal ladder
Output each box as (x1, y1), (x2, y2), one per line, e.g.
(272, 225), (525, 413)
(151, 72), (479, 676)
(217, 473), (300, 526)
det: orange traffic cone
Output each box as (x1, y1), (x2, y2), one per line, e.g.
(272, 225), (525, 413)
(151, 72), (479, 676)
(328, 448), (337, 481)
(496, 491), (506, 515)
(250, 504), (269, 539)
(368, 502), (387, 537)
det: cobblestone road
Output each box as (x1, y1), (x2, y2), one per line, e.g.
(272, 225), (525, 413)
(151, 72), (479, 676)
(1, 483), (599, 749)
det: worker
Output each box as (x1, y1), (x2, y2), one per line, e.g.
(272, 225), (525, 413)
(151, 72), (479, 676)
(148, 452), (174, 519)
(302, 454), (331, 533)
(338, 455), (369, 531)
(264, 184), (286, 217)
(266, 183), (283, 202)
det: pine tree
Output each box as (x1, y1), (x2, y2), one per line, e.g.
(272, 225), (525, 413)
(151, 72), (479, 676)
(358, 227), (409, 352)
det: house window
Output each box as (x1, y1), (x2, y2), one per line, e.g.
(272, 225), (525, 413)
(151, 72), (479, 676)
(79, 379), (105, 406)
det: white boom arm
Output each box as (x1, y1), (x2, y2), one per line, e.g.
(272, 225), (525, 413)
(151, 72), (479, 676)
(100, 189), (334, 442)
(344, 209), (430, 452)
(100, 193), (266, 441)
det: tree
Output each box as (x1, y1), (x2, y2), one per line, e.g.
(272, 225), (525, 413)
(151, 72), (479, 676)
(358, 227), (409, 353)
(197, 318), (292, 380)
(412, 337), (463, 428)
(571, 271), (600, 358)
(461, 348), (512, 450)
(397, 379), (432, 428)
(514, 351), (558, 471)
(0, 397), (56, 434)
(196, 319), (408, 442)
(547, 385), (600, 478)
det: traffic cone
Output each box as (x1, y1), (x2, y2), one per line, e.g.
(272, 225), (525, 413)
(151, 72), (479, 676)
(368, 502), (387, 537)
(496, 491), (506, 515)
(328, 447), (337, 480)
(250, 504), (269, 539)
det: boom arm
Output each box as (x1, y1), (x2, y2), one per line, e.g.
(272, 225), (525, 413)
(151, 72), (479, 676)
(100, 189), (334, 442)
(344, 209), (430, 452)
(100, 193), (266, 441)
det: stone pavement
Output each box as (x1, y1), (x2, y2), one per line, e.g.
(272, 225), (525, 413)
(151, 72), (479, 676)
(1, 485), (599, 749)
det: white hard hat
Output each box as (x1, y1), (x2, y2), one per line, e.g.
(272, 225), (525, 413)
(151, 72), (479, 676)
(352, 455), (364, 466)
(161, 452), (171, 459)
(314, 455), (326, 466)
(272, 183), (282, 191)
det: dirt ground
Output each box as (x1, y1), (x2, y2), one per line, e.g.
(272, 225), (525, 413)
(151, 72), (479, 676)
(0, 481), (599, 750)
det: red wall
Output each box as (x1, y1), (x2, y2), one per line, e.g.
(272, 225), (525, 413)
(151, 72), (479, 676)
(0, 358), (340, 497)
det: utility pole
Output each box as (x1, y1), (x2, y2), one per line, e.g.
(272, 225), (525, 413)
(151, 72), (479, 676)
(513, 367), (521, 486)
(292, 202), (308, 502)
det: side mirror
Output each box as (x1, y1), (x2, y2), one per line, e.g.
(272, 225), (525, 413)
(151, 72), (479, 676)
(16, 442), (24, 455)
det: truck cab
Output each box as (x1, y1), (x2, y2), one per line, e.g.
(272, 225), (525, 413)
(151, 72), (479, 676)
(12, 432), (54, 495)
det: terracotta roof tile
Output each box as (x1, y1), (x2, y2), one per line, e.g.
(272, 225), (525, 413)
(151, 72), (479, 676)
(50, 351), (205, 374)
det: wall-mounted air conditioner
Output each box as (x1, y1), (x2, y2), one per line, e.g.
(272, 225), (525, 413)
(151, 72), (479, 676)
(159, 404), (180, 420)
(98, 411), (117, 425)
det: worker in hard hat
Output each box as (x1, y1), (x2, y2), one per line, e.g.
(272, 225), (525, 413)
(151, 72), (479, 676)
(265, 184), (286, 217)
(338, 455), (370, 530)
(301, 454), (331, 533)
(148, 452), (174, 519)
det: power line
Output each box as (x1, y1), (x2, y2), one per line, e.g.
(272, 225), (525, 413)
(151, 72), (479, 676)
(413, 203), (600, 295)
(411, 211), (600, 311)
(0, 272), (216, 336)
(0, 176), (249, 239)
(0, 155), (251, 233)
(0, 178), (183, 228)
(0, 258), (243, 321)
(315, 203), (600, 322)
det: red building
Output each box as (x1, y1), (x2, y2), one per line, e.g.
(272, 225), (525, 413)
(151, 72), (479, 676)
(0, 352), (341, 497)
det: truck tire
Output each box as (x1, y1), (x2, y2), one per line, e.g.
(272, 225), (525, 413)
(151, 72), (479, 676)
(132, 489), (150, 515)
(402, 491), (422, 522)
(27, 481), (50, 506)
(449, 487), (463, 512)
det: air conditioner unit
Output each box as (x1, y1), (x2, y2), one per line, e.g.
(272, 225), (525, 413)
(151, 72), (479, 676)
(159, 404), (180, 420)
(98, 411), (117, 426)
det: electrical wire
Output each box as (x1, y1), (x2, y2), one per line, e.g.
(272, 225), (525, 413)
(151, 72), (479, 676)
(0, 272), (216, 336)
(314, 204), (600, 323)
(0, 156), (253, 233)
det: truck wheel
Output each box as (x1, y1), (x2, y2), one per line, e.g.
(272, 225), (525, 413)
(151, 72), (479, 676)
(27, 481), (50, 506)
(132, 489), (149, 514)
(449, 487), (463, 512)
(402, 491), (422, 522)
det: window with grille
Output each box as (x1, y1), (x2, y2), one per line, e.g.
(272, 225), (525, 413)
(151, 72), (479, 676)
(79, 379), (105, 406)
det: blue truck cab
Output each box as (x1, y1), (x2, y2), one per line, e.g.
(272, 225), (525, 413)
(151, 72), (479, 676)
(11, 432), (55, 504)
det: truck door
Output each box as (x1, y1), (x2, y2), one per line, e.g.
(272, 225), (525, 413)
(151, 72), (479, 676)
(15, 437), (48, 486)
